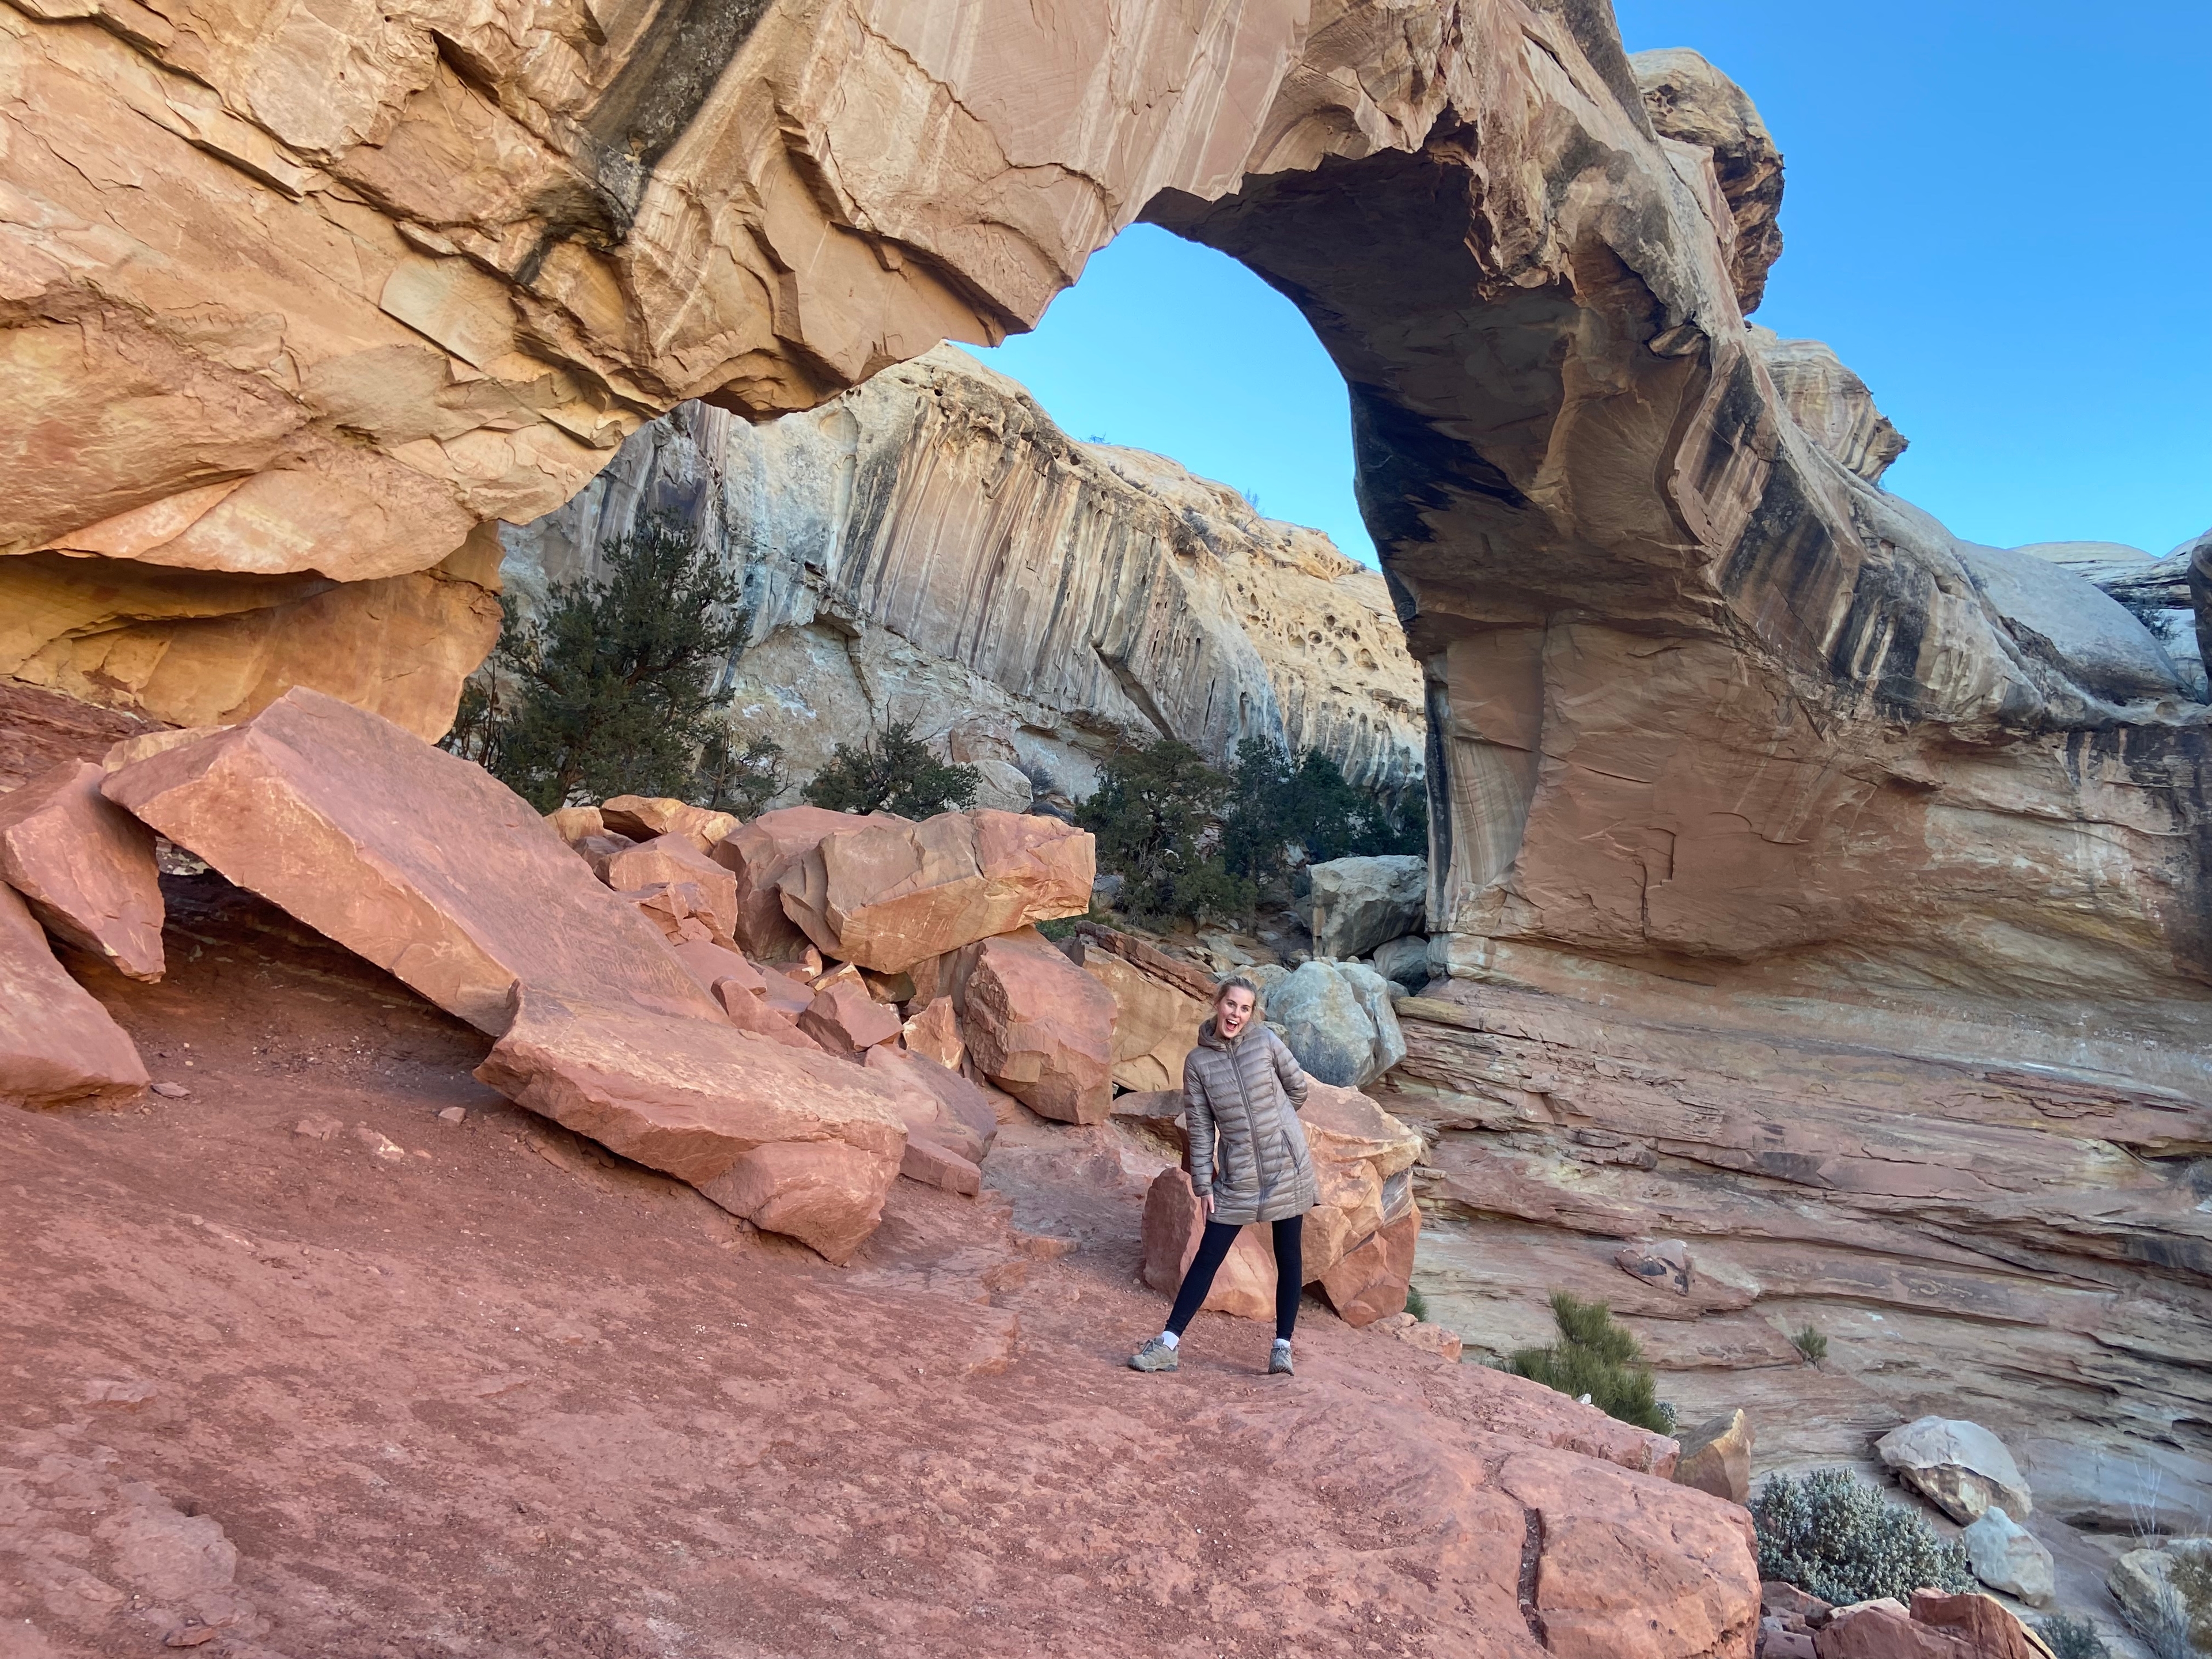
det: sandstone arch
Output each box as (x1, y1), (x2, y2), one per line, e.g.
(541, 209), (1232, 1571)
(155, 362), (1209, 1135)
(2, 0), (2206, 1090)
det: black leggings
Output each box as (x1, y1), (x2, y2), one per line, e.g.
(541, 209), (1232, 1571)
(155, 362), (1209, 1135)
(1165, 1217), (1303, 1343)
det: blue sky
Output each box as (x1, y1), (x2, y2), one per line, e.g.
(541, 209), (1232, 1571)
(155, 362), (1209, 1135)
(978, 1), (2210, 567)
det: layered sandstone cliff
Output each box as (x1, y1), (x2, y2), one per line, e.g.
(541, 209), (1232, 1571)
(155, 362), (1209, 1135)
(499, 345), (1425, 804)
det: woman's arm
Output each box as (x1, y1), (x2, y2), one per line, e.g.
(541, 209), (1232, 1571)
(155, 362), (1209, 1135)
(1183, 1051), (1217, 1210)
(1268, 1028), (1310, 1110)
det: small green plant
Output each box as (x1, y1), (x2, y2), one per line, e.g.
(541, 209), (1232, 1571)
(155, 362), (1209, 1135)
(2169, 1543), (2212, 1652)
(1751, 1468), (1975, 1605)
(801, 718), (981, 819)
(1504, 1291), (1671, 1435)
(696, 727), (787, 817)
(2033, 1614), (2109, 1659)
(1791, 1324), (1828, 1366)
(1403, 1283), (1430, 1323)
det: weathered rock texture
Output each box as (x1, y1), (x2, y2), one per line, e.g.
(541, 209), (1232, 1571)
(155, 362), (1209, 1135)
(1380, 985), (2211, 1484)
(503, 346), (1427, 802)
(0, 759), (165, 980)
(0, 880), (149, 1108)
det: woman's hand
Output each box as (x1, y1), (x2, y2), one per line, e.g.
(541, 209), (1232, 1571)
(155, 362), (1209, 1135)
(1202, 1194), (1214, 1217)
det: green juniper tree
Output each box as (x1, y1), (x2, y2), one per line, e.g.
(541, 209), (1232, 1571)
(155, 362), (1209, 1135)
(1077, 738), (1253, 926)
(802, 718), (982, 819)
(1504, 1291), (1673, 1434)
(445, 510), (753, 812)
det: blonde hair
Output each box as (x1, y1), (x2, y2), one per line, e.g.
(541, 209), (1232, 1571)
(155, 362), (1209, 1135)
(1214, 974), (1264, 1016)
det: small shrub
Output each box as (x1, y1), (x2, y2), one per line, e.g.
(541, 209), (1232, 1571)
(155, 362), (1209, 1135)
(696, 728), (787, 817)
(2033, 1614), (2109, 1659)
(1505, 1291), (1671, 1435)
(2169, 1543), (2212, 1652)
(1751, 1468), (1975, 1605)
(1218, 740), (1425, 888)
(802, 718), (980, 819)
(1403, 1283), (1430, 1323)
(1791, 1325), (1828, 1366)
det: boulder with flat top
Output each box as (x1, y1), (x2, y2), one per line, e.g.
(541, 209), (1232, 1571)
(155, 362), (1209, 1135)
(953, 928), (1115, 1124)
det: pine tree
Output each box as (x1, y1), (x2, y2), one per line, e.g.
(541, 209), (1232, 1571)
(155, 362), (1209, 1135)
(802, 718), (982, 819)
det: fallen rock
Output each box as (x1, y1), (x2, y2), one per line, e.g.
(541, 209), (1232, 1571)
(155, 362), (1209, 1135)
(714, 980), (822, 1051)
(1371, 1311), (1463, 1362)
(1308, 854), (1426, 960)
(1370, 933), (1430, 993)
(1874, 1418), (2033, 1523)
(292, 1113), (342, 1140)
(668, 937), (764, 1000)
(1264, 958), (1407, 1087)
(1673, 1409), (1754, 1505)
(2108, 1539), (2212, 1645)
(1616, 1239), (1695, 1297)
(545, 806), (603, 842)
(954, 929), (1115, 1124)
(626, 881), (733, 948)
(1904, 1592), (2049, 1659)
(967, 757), (1033, 814)
(104, 689), (724, 1033)
(862, 1046), (998, 1165)
(0, 880), (149, 1108)
(473, 988), (908, 1263)
(597, 796), (736, 851)
(710, 806), (907, 961)
(602, 835), (741, 939)
(799, 978), (903, 1060)
(1959, 1507), (2053, 1607)
(778, 810), (1093, 973)
(1138, 1166), (1279, 1320)
(0, 760), (165, 980)
(902, 998), (965, 1070)
(149, 1081), (190, 1099)
(1069, 934), (1207, 1092)
(899, 1138), (983, 1197)
(1764, 1583), (1835, 1628)
(1763, 1621), (1818, 1659)
(1317, 1208), (1418, 1327)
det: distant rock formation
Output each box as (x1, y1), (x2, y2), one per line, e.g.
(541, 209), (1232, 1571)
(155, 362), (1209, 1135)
(501, 346), (1426, 806)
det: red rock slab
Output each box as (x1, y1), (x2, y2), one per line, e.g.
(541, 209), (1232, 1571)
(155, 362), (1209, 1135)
(1501, 1448), (1760, 1659)
(778, 810), (1093, 974)
(0, 881), (148, 1108)
(862, 1045), (997, 1164)
(103, 688), (724, 1034)
(900, 1138), (982, 1197)
(953, 927), (1113, 1124)
(669, 937), (766, 999)
(1813, 1602), (1972, 1659)
(710, 805), (908, 961)
(474, 989), (907, 1263)
(0, 759), (164, 980)
(902, 997), (965, 1070)
(713, 980), (822, 1052)
(1317, 1207), (1419, 1327)
(597, 796), (736, 851)
(799, 978), (902, 1059)
(759, 965), (816, 1019)
(603, 834), (740, 938)
(1904, 1593), (2044, 1659)
(1138, 1166), (1279, 1320)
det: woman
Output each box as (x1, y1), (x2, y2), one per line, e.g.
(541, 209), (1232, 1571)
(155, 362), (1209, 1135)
(1129, 974), (1318, 1377)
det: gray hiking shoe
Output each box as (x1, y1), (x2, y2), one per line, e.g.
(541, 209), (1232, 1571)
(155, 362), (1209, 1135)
(1128, 1336), (1179, 1373)
(1268, 1340), (1294, 1376)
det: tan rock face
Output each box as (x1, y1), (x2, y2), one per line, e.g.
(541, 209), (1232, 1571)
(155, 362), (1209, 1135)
(103, 687), (724, 1032)
(798, 978), (902, 1060)
(953, 929), (1115, 1126)
(0, 760), (165, 981)
(597, 797), (736, 851)
(601, 835), (740, 941)
(503, 349), (1429, 800)
(1672, 1410), (1753, 1506)
(474, 990), (906, 1264)
(1071, 941), (1207, 1093)
(709, 806), (905, 962)
(777, 810), (1093, 974)
(0, 881), (149, 1108)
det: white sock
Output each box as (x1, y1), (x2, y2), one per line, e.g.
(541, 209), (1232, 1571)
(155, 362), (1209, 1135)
(1158, 1331), (1179, 1349)
(1273, 1337), (1291, 1351)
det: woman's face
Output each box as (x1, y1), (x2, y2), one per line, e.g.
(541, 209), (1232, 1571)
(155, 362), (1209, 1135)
(1215, 986), (1256, 1039)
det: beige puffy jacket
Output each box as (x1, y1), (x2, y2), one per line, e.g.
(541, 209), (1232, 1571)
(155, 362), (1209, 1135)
(1183, 1018), (1319, 1225)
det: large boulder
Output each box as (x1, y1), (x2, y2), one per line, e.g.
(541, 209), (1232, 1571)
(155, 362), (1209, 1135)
(2108, 1539), (2212, 1645)
(0, 881), (149, 1108)
(1959, 1508), (2053, 1608)
(953, 928), (1115, 1124)
(0, 759), (164, 980)
(1065, 927), (1210, 1092)
(709, 806), (910, 962)
(777, 810), (1093, 974)
(601, 835), (741, 941)
(1874, 1418), (2033, 1523)
(473, 989), (910, 1263)
(1308, 854), (1427, 960)
(102, 688), (726, 1033)
(1139, 1168), (1279, 1320)
(1811, 1592), (2047, 1659)
(1370, 933), (1430, 994)
(1264, 959), (1407, 1088)
(597, 796), (736, 852)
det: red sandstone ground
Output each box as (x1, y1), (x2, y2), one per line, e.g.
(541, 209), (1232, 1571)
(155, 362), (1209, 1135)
(3, 876), (1745, 1659)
